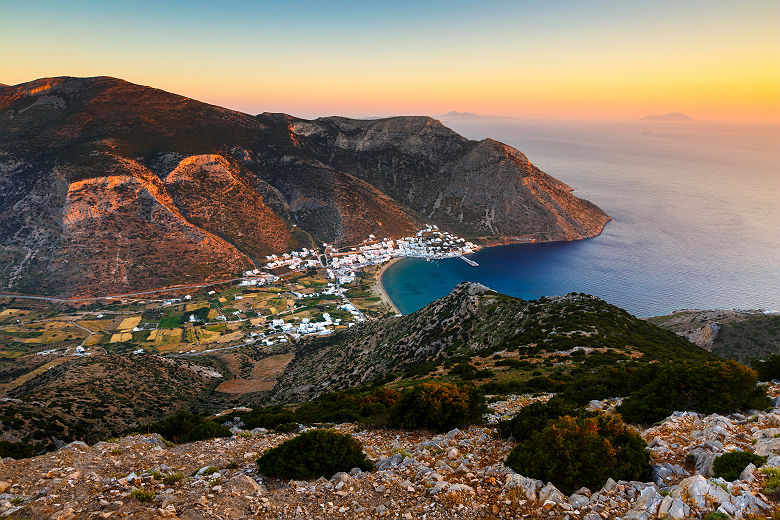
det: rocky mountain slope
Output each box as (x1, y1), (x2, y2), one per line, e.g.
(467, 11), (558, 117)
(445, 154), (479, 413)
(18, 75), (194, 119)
(271, 283), (711, 403)
(648, 310), (779, 362)
(1, 389), (777, 520)
(0, 77), (609, 297)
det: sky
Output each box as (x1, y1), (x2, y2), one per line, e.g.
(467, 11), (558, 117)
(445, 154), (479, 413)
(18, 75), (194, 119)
(1, 0), (778, 122)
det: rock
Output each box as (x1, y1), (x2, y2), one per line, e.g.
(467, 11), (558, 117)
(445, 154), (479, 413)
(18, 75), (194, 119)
(739, 463), (756, 481)
(764, 455), (780, 468)
(670, 475), (730, 509)
(447, 483), (474, 494)
(0, 482), (9, 493)
(377, 454), (403, 471)
(568, 493), (589, 509)
(657, 495), (690, 520)
(728, 490), (771, 517)
(753, 428), (780, 457)
(504, 473), (543, 501)
(685, 447), (716, 476)
(623, 486), (663, 520)
(446, 448), (459, 460)
(651, 463), (689, 486)
(428, 481), (448, 496)
(223, 474), (266, 496)
(538, 482), (566, 505)
(330, 472), (351, 484)
(600, 478), (617, 493)
(157, 505), (176, 518)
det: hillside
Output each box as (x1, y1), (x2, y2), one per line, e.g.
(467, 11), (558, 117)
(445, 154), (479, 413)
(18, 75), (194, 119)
(0, 76), (609, 298)
(648, 310), (780, 362)
(271, 283), (713, 403)
(0, 354), (230, 449)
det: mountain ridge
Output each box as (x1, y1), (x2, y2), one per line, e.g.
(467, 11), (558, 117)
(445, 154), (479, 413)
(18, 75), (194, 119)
(0, 76), (609, 297)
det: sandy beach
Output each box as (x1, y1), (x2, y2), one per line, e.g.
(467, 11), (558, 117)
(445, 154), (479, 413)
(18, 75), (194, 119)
(374, 257), (403, 315)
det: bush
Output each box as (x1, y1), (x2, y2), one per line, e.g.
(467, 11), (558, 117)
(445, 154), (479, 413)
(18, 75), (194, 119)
(134, 411), (231, 443)
(505, 414), (651, 495)
(256, 429), (372, 480)
(130, 487), (156, 502)
(761, 467), (780, 499)
(704, 512), (730, 520)
(616, 361), (770, 424)
(752, 354), (780, 382)
(712, 451), (766, 481)
(388, 382), (485, 432)
(183, 421), (232, 442)
(497, 397), (582, 441)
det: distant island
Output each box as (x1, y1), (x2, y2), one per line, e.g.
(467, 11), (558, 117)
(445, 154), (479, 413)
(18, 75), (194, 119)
(641, 112), (693, 121)
(439, 110), (516, 120)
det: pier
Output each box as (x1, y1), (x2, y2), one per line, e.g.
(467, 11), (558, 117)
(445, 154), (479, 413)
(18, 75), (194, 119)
(459, 255), (479, 267)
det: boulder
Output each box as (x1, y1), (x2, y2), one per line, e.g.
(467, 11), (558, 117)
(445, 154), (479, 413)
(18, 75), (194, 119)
(652, 463), (689, 486)
(685, 447), (716, 476)
(504, 474), (543, 501)
(538, 482), (566, 505)
(223, 474), (266, 496)
(568, 492), (589, 509)
(670, 475), (730, 509)
(623, 486), (663, 520)
(657, 495), (690, 520)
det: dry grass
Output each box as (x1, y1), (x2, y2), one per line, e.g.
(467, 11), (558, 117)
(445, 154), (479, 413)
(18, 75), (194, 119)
(117, 316), (141, 331)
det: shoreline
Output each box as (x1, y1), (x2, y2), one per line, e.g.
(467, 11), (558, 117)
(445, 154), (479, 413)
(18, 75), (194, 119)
(369, 229), (610, 317)
(374, 257), (403, 315)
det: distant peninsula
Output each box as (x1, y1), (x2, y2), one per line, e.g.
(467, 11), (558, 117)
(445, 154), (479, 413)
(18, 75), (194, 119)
(641, 112), (693, 121)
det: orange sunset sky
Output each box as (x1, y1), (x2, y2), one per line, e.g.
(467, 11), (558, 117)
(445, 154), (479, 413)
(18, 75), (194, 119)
(2, 0), (778, 122)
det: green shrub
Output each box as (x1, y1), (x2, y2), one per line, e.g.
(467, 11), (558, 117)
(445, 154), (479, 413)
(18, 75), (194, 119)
(617, 361), (770, 424)
(506, 414), (651, 494)
(388, 382), (485, 432)
(752, 354), (780, 382)
(256, 429), (372, 480)
(130, 487), (156, 502)
(704, 512), (730, 520)
(712, 451), (766, 481)
(497, 397), (582, 441)
(163, 472), (185, 485)
(183, 421), (232, 442)
(134, 411), (231, 443)
(761, 467), (780, 499)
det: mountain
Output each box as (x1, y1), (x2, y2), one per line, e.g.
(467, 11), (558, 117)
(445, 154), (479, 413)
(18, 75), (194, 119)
(271, 283), (712, 403)
(0, 77), (609, 297)
(640, 112), (693, 121)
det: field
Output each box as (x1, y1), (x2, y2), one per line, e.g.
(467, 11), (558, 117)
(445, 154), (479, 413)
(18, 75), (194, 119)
(215, 353), (293, 394)
(116, 316), (142, 331)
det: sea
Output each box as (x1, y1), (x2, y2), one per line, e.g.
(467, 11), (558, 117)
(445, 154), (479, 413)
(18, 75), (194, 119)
(381, 118), (780, 317)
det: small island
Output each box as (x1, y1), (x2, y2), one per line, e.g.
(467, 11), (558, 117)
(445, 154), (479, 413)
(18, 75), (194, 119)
(641, 112), (694, 121)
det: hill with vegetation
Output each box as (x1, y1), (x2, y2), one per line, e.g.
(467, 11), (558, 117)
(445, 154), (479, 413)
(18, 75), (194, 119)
(271, 283), (713, 403)
(648, 309), (779, 362)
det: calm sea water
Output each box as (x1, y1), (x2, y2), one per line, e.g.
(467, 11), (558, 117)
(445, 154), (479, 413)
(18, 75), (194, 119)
(382, 119), (780, 317)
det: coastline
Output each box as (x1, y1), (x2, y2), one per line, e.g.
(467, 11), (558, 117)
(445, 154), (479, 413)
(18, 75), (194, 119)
(374, 257), (403, 315)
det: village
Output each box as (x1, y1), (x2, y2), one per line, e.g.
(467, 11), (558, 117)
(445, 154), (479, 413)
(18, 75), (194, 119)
(0, 227), (480, 376)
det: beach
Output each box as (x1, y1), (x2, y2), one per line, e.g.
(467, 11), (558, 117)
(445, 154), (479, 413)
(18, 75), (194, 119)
(373, 257), (402, 315)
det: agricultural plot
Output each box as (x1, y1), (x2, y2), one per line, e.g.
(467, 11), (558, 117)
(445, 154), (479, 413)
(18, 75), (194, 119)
(76, 319), (114, 332)
(109, 332), (133, 343)
(117, 316), (141, 331)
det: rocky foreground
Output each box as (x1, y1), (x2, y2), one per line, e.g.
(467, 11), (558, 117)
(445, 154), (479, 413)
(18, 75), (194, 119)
(1, 387), (779, 520)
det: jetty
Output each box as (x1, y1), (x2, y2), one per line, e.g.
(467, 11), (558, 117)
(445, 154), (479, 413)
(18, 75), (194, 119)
(459, 255), (479, 267)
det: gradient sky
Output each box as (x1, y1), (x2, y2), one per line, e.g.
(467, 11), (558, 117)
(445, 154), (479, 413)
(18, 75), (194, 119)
(2, 0), (778, 121)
